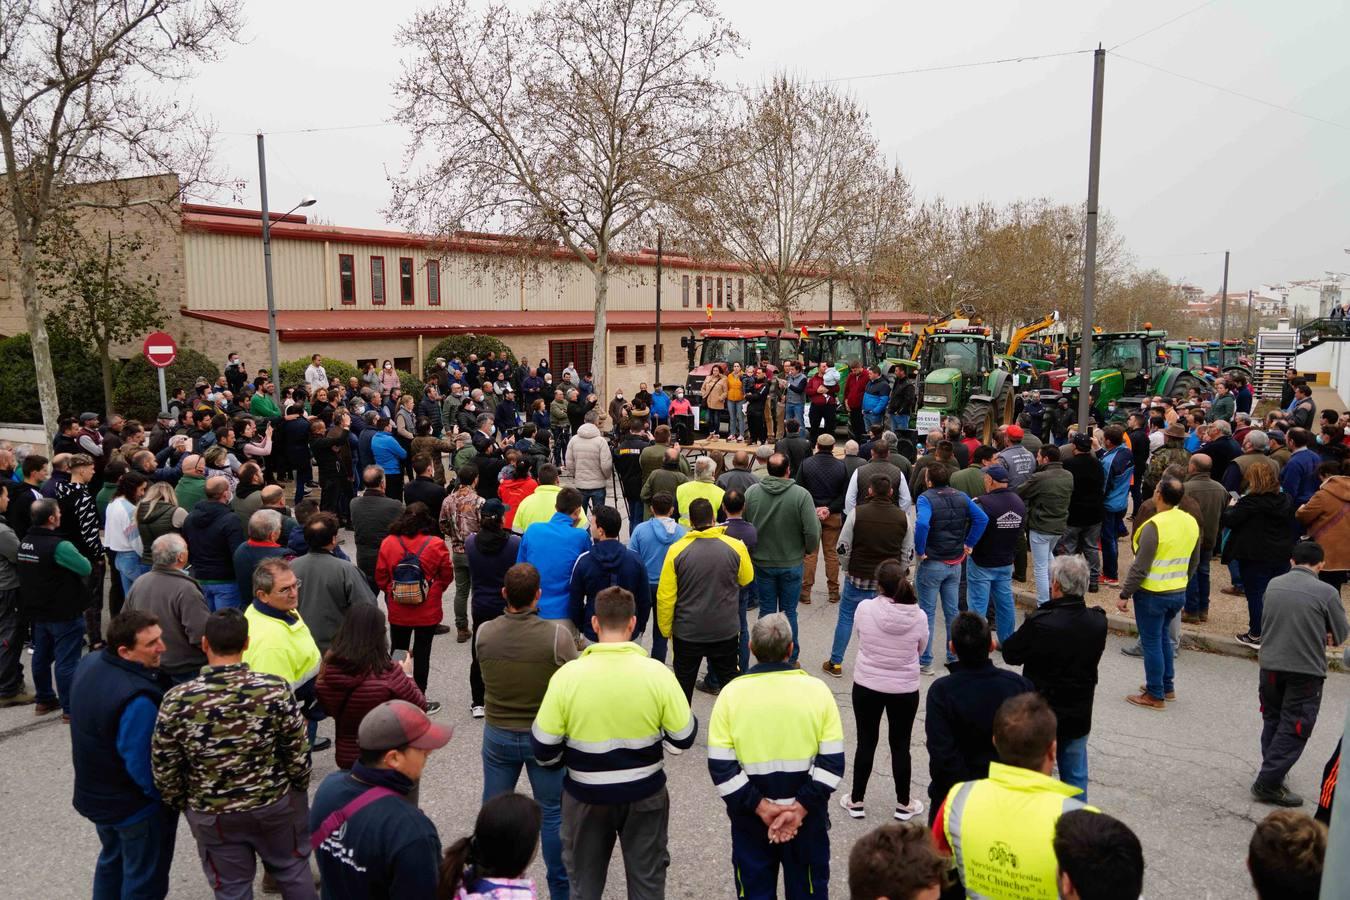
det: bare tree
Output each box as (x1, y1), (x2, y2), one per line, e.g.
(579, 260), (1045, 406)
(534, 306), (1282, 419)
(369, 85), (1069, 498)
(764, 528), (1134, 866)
(0, 0), (241, 438)
(682, 75), (878, 328)
(900, 199), (1000, 318)
(390, 0), (740, 399)
(837, 162), (912, 329)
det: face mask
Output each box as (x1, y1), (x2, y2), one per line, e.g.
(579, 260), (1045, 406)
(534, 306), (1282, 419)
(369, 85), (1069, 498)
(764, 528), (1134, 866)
(353, 404), (366, 414)
(676, 392), (684, 399)
(384, 364), (393, 369)
(616, 394), (624, 400)
(1108, 404), (1117, 412)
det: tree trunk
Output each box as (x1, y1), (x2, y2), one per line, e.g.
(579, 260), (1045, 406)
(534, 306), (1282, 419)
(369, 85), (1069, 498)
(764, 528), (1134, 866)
(99, 342), (115, 418)
(18, 238), (59, 446)
(590, 257), (608, 408)
(859, 304), (871, 330)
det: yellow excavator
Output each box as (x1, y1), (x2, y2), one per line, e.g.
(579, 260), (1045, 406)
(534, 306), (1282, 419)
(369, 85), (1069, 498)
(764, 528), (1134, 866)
(909, 302), (978, 362)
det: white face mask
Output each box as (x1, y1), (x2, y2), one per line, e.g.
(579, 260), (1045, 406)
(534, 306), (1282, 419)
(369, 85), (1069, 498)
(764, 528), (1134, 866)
(616, 394), (624, 400)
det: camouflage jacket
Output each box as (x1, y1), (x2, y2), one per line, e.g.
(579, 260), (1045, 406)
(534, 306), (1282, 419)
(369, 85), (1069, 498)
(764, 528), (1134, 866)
(1141, 440), (1191, 499)
(151, 662), (310, 814)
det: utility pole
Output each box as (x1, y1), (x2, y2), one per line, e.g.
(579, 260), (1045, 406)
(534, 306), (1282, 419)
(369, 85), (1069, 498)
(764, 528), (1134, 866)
(1218, 250), (1230, 345)
(257, 132), (280, 382)
(654, 228), (663, 385)
(827, 278), (834, 326)
(1077, 47), (1105, 433)
(1245, 288), (1253, 339)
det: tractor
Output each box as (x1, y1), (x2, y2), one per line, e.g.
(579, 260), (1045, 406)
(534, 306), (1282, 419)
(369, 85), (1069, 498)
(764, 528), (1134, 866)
(913, 321), (1015, 441)
(1202, 340), (1254, 380)
(1059, 330), (1207, 421)
(799, 326), (911, 420)
(679, 328), (796, 429)
(997, 311), (1060, 391)
(1163, 341), (1213, 381)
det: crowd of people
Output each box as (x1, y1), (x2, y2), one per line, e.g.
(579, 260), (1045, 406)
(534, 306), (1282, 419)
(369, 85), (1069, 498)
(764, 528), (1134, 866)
(0, 348), (1346, 899)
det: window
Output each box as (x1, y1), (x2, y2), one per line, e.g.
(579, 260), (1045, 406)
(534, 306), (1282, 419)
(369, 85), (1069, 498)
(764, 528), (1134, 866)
(615, 345), (627, 366)
(682, 275), (690, 308)
(738, 278), (744, 305)
(393, 357), (413, 372)
(716, 276), (723, 308)
(370, 256), (386, 305)
(399, 257), (415, 304)
(549, 339), (593, 375)
(696, 276), (703, 308)
(707, 277), (715, 309)
(338, 254), (355, 304)
(427, 260), (441, 306)
(635, 344), (646, 365)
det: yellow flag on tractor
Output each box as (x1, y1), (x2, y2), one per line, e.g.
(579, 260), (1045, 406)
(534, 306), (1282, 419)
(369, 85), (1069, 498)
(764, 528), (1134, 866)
(900, 322), (912, 334)
(874, 326), (889, 343)
(798, 324), (809, 341)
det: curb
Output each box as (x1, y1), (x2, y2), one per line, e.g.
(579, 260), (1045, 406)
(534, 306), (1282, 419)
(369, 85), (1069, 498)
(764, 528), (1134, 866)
(1008, 585), (1346, 673)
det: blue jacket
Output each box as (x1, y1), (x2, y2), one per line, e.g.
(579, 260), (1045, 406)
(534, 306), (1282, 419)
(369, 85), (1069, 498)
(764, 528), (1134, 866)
(629, 515), (688, 584)
(370, 431), (407, 474)
(862, 378), (890, 415)
(1281, 448), (1321, 506)
(1099, 445), (1133, 513)
(518, 512), (593, 619)
(569, 539), (652, 640)
(357, 427), (377, 469)
(914, 488), (989, 560)
(181, 500), (247, 581)
(650, 390), (671, 420)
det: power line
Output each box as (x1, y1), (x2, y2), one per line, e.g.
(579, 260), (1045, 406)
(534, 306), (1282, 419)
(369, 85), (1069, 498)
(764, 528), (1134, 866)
(1108, 0), (1222, 52)
(1113, 53), (1350, 131)
(221, 121), (397, 137)
(808, 48), (1092, 85)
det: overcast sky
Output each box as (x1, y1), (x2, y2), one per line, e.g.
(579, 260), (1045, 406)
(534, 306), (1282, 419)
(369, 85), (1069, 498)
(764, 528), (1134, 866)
(190, 0), (1350, 295)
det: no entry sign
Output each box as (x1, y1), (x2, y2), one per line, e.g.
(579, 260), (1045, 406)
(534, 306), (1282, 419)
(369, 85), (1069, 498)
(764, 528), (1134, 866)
(142, 332), (177, 368)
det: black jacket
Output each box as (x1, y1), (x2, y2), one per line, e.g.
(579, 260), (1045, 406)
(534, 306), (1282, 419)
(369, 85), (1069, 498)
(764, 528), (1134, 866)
(1000, 595), (1107, 741)
(774, 435), (811, 476)
(403, 477), (447, 513)
(1063, 451), (1105, 527)
(887, 376), (916, 416)
(796, 451), (848, 514)
(181, 500), (247, 581)
(925, 660), (1034, 807)
(1222, 492), (1296, 564)
(614, 435), (651, 500)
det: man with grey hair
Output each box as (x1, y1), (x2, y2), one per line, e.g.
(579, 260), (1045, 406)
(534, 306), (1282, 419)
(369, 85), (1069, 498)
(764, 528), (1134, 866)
(1001, 554), (1107, 799)
(717, 449), (758, 496)
(232, 509), (289, 603)
(1225, 428), (1279, 494)
(124, 533), (209, 683)
(676, 455), (725, 526)
(707, 611), (844, 897)
(1199, 418), (1242, 486)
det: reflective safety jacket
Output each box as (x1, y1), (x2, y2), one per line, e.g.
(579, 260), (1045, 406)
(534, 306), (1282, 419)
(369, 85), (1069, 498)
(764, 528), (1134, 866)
(531, 641), (697, 805)
(941, 762), (1097, 900)
(707, 663), (845, 816)
(1131, 506), (1198, 593)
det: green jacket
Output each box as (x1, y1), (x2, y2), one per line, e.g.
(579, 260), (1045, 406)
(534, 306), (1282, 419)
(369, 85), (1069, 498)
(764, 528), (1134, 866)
(743, 476), (821, 569)
(176, 474), (207, 512)
(1206, 393), (1235, 423)
(950, 465), (986, 499)
(1016, 462), (1074, 535)
(249, 394), (281, 419)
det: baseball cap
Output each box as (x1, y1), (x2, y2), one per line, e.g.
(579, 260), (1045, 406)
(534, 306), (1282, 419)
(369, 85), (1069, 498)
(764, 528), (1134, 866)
(79, 412), (99, 423)
(358, 700), (452, 753)
(816, 433), (836, 448)
(1005, 424), (1024, 441)
(1071, 432), (1092, 450)
(481, 498), (508, 519)
(984, 464), (1010, 483)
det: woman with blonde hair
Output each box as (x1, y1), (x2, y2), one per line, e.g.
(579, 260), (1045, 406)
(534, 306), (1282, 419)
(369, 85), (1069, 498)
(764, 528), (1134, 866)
(203, 445), (238, 492)
(1222, 461), (1296, 647)
(136, 481), (188, 567)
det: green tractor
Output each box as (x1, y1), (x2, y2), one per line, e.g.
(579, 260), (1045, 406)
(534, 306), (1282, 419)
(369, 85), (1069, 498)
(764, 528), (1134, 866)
(1202, 340), (1254, 380)
(1163, 341), (1211, 381)
(799, 326), (910, 421)
(1061, 330), (1207, 420)
(913, 323), (1015, 440)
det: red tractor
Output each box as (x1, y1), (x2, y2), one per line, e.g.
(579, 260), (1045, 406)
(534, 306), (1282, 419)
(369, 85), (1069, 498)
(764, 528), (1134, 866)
(680, 328), (797, 430)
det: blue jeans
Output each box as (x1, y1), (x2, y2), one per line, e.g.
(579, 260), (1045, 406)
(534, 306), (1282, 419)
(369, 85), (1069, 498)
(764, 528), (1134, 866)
(1057, 735), (1089, 800)
(32, 617), (84, 713)
(1228, 556), (1243, 590)
(757, 566), (804, 663)
(965, 561), (1015, 644)
(579, 487), (607, 517)
(482, 724), (568, 900)
(785, 402), (805, 429)
(1100, 509), (1125, 580)
(201, 581), (243, 611)
(863, 411), (885, 430)
(1185, 547), (1212, 615)
(829, 579), (871, 666)
(916, 559), (960, 667)
(1238, 558), (1290, 638)
(1135, 589), (1185, 699)
(728, 400), (745, 438)
(626, 498), (644, 535)
(1029, 530), (1058, 606)
(113, 550), (149, 596)
(92, 804), (178, 900)
(890, 413), (911, 431)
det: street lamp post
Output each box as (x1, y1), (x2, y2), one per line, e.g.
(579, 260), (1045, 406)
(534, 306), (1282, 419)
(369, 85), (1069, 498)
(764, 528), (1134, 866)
(257, 131), (316, 383)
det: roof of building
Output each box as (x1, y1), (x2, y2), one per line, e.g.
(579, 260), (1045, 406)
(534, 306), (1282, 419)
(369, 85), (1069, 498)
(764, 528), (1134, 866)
(181, 308), (927, 341)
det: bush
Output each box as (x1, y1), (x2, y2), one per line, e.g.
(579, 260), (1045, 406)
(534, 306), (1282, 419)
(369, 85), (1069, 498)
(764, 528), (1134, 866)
(423, 334), (518, 374)
(277, 357), (362, 392)
(114, 347), (220, 423)
(0, 320), (109, 423)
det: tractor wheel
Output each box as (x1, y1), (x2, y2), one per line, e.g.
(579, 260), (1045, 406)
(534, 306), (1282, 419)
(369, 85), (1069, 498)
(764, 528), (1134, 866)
(962, 398), (993, 442)
(1169, 374), (1204, 401)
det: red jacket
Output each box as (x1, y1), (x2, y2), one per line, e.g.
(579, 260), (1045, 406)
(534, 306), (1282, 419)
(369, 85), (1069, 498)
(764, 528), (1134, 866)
(844, 370), (868, 410)
(806, 375), (830, 406)
(499, 476), (539, 530)
(374, 532), (454, 627)
(316, 658), (426, 769)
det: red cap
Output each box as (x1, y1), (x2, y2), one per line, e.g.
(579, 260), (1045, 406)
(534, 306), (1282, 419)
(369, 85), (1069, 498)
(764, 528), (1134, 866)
(358, 700), (452, 752)
(1006, 424), (1024, 441)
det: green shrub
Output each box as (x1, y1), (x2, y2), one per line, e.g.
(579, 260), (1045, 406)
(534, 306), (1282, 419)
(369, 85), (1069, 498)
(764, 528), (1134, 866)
(114, 348), (220, 423)
(423, 334), (517, 374)
(277, 357), (362, 392)
(0, 320), (109, 423)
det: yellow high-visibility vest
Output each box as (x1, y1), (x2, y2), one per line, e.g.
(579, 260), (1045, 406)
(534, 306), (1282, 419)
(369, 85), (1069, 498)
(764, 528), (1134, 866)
(1131, 506), (1198, 593)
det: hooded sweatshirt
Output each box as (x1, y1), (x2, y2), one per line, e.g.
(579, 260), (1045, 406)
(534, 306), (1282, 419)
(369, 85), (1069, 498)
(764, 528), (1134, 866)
(629, 516), (689, 585)
(853, 596), (928, 694)
(1296, 475), (1350, 571)
(743, 476), (821, 569)
(565, 422), (613, 489)
(518, 512), (592, 620)
(569, 539), (652, 640)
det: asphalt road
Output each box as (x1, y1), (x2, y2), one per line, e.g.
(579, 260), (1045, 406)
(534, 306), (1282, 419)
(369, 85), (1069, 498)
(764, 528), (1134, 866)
(2, 528), (1345, 899)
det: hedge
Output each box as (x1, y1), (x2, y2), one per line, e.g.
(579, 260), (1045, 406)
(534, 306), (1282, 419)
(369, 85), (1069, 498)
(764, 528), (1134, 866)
(0, 322), (109, 423)
(277, 357), (363, 392)
(113, 348), (220, 423)
(423, 334), (518, 374)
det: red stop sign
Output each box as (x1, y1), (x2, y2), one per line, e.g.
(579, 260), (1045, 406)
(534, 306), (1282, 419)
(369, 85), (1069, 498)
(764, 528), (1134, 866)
(142, 332), (177, 368)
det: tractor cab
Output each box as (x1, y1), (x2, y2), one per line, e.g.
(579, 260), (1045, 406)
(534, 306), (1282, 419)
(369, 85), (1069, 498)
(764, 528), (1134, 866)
(914, 322), (1011, 439)
(680, 329), (794, 421)
(1061, 329), (1202, 419)
(1163, 341), (1210, 378)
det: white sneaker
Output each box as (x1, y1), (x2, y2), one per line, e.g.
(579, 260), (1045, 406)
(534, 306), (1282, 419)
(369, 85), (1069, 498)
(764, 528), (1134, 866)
(894, 799), (925, 821)
(470, 705), (485, 719)
(839, 795), (865, 819)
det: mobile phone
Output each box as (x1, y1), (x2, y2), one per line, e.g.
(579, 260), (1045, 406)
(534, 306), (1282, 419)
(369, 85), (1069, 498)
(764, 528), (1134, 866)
(392, 650), (409, 663)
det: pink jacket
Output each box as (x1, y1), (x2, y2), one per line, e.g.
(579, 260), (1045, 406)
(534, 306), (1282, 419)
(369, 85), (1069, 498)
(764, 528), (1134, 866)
(853, 597), (928, 694)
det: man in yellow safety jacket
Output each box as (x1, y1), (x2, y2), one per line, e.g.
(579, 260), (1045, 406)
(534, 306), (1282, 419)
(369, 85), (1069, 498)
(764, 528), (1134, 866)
(1117, 476), (1200, 710)
(707, 612), (845, 899)
(933, 693), (1100, 900)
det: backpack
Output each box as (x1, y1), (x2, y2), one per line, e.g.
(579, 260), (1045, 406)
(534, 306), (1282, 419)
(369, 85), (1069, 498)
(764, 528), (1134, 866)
(390, 537), (431, 606)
